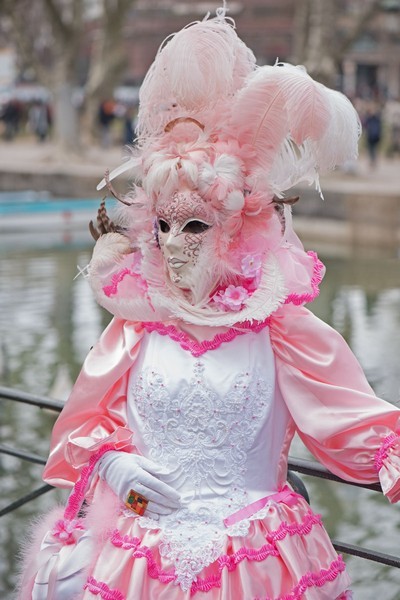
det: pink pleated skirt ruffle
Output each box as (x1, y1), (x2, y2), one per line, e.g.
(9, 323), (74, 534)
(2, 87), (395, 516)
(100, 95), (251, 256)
(77, 489), (351, 600)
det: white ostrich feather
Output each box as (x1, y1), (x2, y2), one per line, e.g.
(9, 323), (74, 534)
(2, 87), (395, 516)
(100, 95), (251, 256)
(97, 156), (142, 191)
(260, 63), (332, 145)
(224, 190), (245, 211)
(311, 87), (361, 172)
(237, 64), (361, 193)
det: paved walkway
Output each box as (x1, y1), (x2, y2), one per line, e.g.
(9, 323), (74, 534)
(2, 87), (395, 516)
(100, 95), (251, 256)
(0, 138), (399, 198)
(0, 138), (126, 178)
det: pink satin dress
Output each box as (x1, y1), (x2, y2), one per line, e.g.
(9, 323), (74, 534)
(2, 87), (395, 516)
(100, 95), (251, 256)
(20, 304), (400, 599)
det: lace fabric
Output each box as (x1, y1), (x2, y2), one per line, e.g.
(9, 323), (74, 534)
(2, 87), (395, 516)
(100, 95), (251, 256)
(126, 331), (283, 590)
(131, 361), (273, 500)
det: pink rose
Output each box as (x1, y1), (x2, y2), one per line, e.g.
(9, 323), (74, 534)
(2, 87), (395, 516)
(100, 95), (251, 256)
(213, 285), (249, 311)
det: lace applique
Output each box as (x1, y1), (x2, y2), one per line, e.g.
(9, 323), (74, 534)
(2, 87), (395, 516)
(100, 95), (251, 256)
(129, 360), (274, 591)
(131, 361), (272, 500)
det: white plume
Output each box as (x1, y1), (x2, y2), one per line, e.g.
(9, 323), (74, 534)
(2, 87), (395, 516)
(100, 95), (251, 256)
(138, 15), (256, 137)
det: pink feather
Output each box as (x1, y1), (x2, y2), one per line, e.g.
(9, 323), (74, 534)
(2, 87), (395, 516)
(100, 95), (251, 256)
(138, 16), (256, 137)
(230, 70), (289, 173)
(268, 63), (331, 144)
(231, 64), (334, 172)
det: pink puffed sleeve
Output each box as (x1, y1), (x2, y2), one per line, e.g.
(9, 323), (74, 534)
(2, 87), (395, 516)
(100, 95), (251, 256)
(269, 303), (400, 503)
(43, 318), (144, 487)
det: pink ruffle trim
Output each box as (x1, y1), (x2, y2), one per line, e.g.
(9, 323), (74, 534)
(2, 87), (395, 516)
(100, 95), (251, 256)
(374, 432), (399, 472)
(64, 443), (119, 522)
(142, 319), (270, 357)
(264, 556), (347, 600)
(110, 531), (176, 584)
(108, 509), (326, 596)
(89, 540), (346, 600)
(84, 576), (125, 600)
(284, 251), (325, 306)
(266, 510), (322, 543)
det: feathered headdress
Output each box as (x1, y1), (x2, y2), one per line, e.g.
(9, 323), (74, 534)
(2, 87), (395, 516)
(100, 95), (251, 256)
(91, 6), (360, 326)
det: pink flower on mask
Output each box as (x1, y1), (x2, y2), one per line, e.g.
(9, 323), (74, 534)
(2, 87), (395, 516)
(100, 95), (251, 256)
(213, 285), (249, 311)
(241, 254), (262, 279)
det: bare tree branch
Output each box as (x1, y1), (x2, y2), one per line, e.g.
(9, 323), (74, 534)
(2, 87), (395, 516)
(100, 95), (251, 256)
(42, 0), (72, 41)
(293, 0), (385, 86)
(332, 0), (383, 61)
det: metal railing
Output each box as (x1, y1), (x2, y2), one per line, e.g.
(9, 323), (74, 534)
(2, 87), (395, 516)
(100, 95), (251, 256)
(1, 384), (400, 569)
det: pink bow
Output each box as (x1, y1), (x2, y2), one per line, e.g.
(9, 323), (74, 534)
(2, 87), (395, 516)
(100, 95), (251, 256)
(223, 486), (301, 527)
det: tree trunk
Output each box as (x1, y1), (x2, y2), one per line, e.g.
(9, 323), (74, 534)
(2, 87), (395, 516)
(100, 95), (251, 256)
(293, 0), (383, 88)
(293, 0), (337, 86)
(53, 81), (81, 153)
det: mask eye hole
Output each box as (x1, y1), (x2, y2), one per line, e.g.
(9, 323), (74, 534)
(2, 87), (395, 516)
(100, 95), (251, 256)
(158, 219), (170, 233)
(182, 220), (211, 234)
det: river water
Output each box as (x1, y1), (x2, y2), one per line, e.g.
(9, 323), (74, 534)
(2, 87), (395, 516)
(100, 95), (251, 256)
(0, 229), (400, 598)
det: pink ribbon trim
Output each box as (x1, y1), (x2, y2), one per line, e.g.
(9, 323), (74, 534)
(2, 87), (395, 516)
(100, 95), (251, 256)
(223, 486), (300, 527)
(374, 432), (399, 472)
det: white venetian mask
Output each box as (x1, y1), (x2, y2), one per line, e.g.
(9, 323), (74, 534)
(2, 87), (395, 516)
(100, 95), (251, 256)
(156, 190), (214, 295)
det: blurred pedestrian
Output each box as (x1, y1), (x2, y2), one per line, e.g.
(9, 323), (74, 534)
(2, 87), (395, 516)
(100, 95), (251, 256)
(2, 99), (22, 140)
(123, 104), (138, 144)
(364, 104), (382, 168)
(384, 99), (400, 157)
(29, 101), (51, 142)
(98, 99), (115, 148)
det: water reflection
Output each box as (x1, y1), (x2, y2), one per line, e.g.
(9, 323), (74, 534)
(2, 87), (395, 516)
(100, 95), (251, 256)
(0, 244), (400, 598)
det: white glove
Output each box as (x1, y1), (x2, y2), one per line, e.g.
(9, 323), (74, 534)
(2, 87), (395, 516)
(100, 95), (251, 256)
(97, 451), (181, 519)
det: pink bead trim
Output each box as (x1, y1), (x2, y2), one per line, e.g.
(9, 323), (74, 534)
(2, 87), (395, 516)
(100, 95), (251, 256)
(285, 251), (325, 306)
(374, 432), (399, 472)
(84, 576), (125, 600)
(109, 509), (325, 596)
(141, 318), (270, 357)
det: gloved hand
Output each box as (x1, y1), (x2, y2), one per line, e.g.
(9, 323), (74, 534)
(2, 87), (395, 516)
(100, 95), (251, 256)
(97, 451), (181, 519)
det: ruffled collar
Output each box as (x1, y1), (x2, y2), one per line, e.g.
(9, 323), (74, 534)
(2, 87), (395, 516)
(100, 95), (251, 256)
(141, 319), (271, 356)
(89, 249), (287, 327)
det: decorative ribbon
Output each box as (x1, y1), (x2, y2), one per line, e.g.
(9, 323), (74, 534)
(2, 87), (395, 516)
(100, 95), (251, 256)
(223, 486), (300, 528)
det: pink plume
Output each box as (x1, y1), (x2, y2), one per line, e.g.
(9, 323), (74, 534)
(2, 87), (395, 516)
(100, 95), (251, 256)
(230, 70), (289, 172)
(267, 63), (331, 144)
(138, 16), (256, 137)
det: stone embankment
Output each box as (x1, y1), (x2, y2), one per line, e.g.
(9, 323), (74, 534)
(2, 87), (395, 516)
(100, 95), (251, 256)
(1, 139), (399, 256)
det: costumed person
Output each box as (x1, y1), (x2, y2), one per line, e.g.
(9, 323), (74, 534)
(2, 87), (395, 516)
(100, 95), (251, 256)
(18, 7), (400, 600)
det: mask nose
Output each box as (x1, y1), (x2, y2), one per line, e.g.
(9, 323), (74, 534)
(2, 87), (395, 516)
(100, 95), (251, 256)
(164, 230), (180, 251)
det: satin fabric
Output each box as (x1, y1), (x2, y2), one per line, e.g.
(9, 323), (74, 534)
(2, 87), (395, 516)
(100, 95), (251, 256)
(29, 303), (400, 599)
(43, 319), (144, 487)
(80, 488), (350, 599)
(36, 484), (349, 600)
(44, 304), (400, 500)
(270, 303), (400, 501)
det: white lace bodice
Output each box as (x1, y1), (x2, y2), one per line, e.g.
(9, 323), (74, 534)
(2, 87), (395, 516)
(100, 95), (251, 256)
(126, 327), (290, 590)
